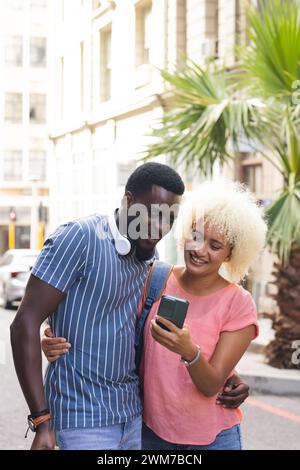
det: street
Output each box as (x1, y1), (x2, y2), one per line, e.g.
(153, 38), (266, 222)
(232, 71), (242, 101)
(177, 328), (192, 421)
(0, 306), (299, 450)
(0, 305), (33, 449)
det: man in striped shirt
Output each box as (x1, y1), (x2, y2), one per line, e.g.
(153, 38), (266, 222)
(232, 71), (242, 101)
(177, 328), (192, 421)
(11, 163), (184, 450)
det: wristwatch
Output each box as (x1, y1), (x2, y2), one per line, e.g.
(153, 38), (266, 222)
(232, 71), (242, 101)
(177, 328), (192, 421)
(25, 409), (51, 438)
(181, 345), (201, 367)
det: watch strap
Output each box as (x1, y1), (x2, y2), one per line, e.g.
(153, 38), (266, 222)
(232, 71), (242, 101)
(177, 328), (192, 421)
(30, 414), (51, 428)
(29, 408), (50, 420)
(181, 345), (201, 367)
(25, 413), (51, 438)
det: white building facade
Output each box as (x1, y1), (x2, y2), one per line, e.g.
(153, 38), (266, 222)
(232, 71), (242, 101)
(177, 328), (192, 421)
(49, 0), (243, 223)
(0, 0), (50, 253)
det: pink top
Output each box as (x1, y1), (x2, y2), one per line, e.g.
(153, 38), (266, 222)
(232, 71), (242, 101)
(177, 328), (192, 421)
(141, 272), (259, 445)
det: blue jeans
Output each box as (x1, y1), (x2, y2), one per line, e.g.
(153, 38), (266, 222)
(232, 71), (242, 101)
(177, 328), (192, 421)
(142, 423), (242, 450)
(56, 415), (142, 450)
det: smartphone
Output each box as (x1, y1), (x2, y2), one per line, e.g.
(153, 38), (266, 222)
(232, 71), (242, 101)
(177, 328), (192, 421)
(156, 295), (189, 331)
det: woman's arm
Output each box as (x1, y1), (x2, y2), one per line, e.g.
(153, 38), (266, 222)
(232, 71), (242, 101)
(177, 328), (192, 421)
(150, 315), (255, 397)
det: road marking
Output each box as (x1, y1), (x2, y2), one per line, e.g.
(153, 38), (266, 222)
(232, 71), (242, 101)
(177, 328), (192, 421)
(247, 397), (300, 424)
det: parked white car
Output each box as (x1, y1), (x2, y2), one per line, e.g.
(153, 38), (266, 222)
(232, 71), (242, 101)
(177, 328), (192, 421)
(0, 249), (40, 309)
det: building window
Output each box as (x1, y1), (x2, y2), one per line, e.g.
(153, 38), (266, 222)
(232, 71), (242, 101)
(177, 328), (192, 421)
(201, 0), (219, 59)
(99, 26), (112, 102)
(117, 162), (136, 187)
(92, 150), (109, 196)
(242, 164), (263, 194)
(215, 2), (219, 58)
(29, 150), (47, 181)
(72, 153), (86, 216)
(3, 151), (22, 181)
(175, 0), (187, 64)
(135, 1), (152, 67)
(15, 227), (31, 249)
(5, 0), (24, 10)
(30, 0), (47, 12)
(30, 37), (47, 67)
(5, 36), (23, 67)
(5, 93), (22, 123)
(30, 94), (46, 124)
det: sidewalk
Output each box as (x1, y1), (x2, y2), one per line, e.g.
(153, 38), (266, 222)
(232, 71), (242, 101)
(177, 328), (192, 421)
(237, 318), (300, 396)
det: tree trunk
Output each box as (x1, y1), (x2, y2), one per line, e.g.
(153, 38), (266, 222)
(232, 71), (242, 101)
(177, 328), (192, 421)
(265, 242), (300, 369)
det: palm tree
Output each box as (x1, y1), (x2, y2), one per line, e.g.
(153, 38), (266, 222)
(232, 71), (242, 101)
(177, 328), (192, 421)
(145, 0), (300, 368)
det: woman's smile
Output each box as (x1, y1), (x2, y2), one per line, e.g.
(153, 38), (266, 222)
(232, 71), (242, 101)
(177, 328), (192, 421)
(189, 252), (208, 266)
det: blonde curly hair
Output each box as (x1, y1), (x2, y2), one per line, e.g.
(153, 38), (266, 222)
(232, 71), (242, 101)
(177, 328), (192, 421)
(177, 180), (268, 282)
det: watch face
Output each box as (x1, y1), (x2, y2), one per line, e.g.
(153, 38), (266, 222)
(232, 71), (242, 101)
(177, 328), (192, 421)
(28, 418), (36, 432)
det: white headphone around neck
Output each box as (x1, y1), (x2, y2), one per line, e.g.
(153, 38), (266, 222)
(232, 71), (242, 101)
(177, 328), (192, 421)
(108, 214), (132, 256)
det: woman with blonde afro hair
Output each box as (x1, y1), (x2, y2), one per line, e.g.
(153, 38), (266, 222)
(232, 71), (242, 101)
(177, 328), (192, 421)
(177, 180), (267, 282)
(140, 180), (267, 451)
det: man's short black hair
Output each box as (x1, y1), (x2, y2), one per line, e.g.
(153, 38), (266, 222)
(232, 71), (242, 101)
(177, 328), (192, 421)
(125, 162), (185, 197)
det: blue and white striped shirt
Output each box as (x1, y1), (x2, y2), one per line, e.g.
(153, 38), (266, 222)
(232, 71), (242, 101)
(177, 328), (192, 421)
(32, 214), (152, 431)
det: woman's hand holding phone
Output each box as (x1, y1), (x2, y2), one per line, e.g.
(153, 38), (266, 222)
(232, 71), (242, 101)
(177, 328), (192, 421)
(150, 316), (198, 362)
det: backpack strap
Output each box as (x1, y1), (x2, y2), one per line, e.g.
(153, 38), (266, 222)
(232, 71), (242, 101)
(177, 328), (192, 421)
(135, 260), (173, 371)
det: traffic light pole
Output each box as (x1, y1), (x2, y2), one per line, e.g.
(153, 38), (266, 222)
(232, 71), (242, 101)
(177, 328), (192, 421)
(8, 222), (15, 250)
(8, 208), (17, 250)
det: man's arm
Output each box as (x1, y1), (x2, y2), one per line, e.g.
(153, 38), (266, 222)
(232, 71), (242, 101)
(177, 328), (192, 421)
(10, 274), (65, 450)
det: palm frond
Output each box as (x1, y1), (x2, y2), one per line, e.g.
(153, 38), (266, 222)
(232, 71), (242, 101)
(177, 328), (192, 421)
(243, 0), (300, 101)
(266, 183), (300, 263)
(258, 104), (300, 182)
(144, 65), (264, 175)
